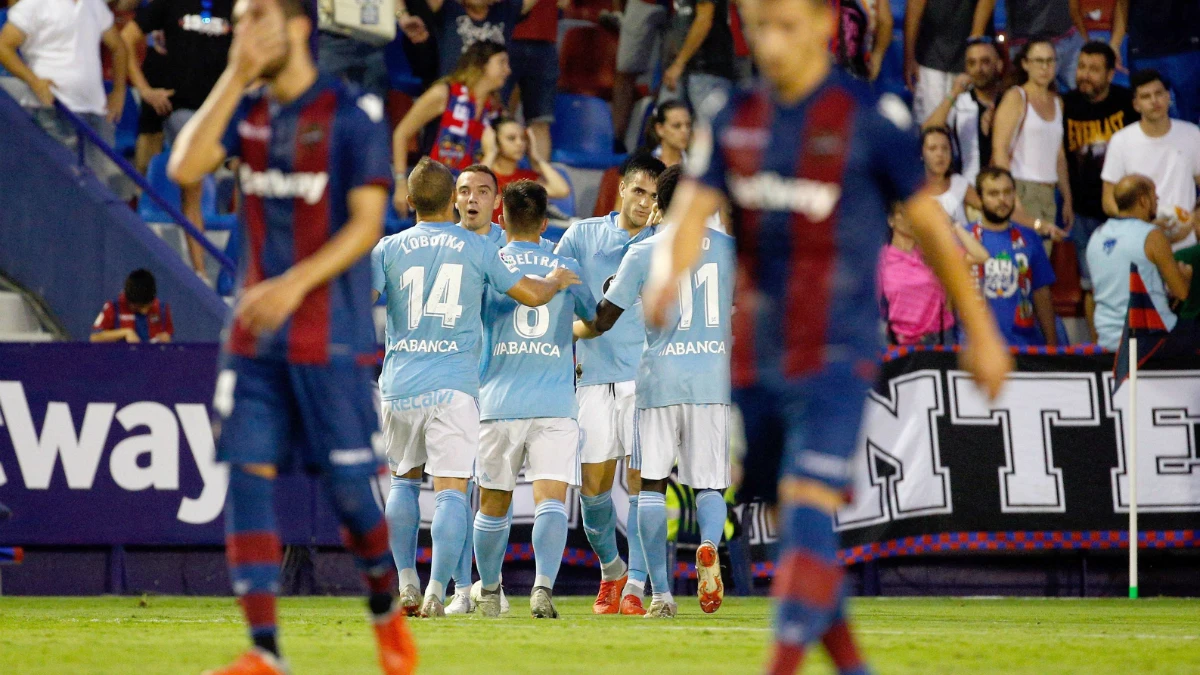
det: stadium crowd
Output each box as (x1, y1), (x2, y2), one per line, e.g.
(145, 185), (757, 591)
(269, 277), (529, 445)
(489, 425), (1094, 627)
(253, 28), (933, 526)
(1, 0), (1197, 348)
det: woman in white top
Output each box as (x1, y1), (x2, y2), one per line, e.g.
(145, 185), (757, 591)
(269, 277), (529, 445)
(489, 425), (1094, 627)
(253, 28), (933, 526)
(921, 127), (990, 261)
(992, 38), (1074, 236)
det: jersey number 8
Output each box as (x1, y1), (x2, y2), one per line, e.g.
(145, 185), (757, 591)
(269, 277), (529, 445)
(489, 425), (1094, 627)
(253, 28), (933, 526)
(514, 304), (550, 339)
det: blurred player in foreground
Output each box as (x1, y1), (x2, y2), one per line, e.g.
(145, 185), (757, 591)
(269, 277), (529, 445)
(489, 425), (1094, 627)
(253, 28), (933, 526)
(589, 165), (737, 618)
(473, 180), (602, 618)
(168, 0), (416, 672)
(644, 0), (1012, 671)
(372, 159), (579, 618)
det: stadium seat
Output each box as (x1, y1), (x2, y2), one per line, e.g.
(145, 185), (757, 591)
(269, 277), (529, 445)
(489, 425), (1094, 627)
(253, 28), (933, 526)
(104, 82), (139, 158)
(557, 25), (618, 100)
(549, 162), (576, 219)
(139, 153), (234, 231)
(550, 94), (624, 169)
(625, 95), (656, 153)
(562, 0), (608, 22)
(592, 166), (621, 217)
(384, 36), (424, 97)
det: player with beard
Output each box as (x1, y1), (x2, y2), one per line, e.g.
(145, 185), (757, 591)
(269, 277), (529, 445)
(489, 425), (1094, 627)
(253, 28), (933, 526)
(168, 0), (415, 673)
(643, 0), (1011, 671)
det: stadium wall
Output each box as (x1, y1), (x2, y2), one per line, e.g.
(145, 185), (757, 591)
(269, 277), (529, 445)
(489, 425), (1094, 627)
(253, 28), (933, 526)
(0, 92), (226, 342)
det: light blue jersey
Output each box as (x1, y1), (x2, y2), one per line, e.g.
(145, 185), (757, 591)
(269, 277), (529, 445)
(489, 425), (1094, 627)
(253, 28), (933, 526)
(479, 242), (598, 420)
(1087, 217), (1178, 350)
(605, 229), (736, 409)
(470, 222), (555, 252)
(372, 221), (525, 400)
(555, 212), (658, 385)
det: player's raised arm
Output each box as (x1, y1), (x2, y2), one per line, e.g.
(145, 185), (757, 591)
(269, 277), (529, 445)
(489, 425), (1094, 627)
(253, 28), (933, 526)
(905, 191), (1013, 399)
(506, 266), (581, 308)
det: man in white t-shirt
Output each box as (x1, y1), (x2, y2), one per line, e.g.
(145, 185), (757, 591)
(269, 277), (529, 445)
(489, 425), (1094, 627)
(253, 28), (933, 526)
(0, 0), (129, 196)
(1101, 69), (1200, 251)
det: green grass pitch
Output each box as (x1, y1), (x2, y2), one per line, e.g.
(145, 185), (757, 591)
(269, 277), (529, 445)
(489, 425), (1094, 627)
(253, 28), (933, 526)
(1, 596), (1197, 674)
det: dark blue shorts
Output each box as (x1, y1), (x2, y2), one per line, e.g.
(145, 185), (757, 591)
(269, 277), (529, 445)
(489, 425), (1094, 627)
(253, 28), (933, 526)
(214, 355), (381, 477)
(502, 40), (559, 124)
(734, 363), (871, 504)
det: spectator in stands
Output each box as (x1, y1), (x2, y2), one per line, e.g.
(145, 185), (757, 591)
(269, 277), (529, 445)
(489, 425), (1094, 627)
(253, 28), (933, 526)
(878, 203), (958, 346)
(831, 0), (892, 82)
(1173, 243), (1200, 322)
(970, 167), (1058, 347)
(1087, 174), (1190, 350)
(392, 41), (510, 215)
(904, 0), (981, 124)
(1109, 0), (1199, 125)
(316, 28), (387, 101)
(611, 0), (669, 152)
(1101, 70), (1200, 251)
(122, 0), (234, 281)
(482, 117), (569, 222)
(502, 0), (563, 158)
(131, 31), (169, 176)
(923, 37), (1004, 186)
(661, 0), (735, 111)
(90, 269), (173, 343)
(0, 0), (130, 197)
(1062, 41), (1138, 287)
(399, 0), (534, 77)
(972, 0), (1086, 91)
(643, 99), (691, 167)
(992, 38), (1073, 238)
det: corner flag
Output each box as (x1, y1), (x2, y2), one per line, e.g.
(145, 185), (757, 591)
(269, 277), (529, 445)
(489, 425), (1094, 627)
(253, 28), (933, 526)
(1113, 263), (1169, 385)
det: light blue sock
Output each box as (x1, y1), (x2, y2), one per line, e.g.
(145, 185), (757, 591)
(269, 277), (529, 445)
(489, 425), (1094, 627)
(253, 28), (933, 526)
(637, 491), (670, 594)
(452, 481), (476, 592)
(532, 499), (568, 590)
(429, 489), (469, 601)
(696, 489), (727, 546)
(579, 490), (621, 573)
(625, 493), (647, 590)
(385, 476), (421, 588)
(472, 511), (510, 590)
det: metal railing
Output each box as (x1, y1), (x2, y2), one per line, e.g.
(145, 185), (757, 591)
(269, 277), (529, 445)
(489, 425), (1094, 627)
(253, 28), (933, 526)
(53, 100), (237, 275)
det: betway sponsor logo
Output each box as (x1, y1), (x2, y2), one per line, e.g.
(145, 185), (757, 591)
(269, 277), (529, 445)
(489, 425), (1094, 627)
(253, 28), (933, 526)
(0, 382), (228, 525)
(659, 340), (727, 356)
(493, 341), (562, 357)
(238, 165), (329, 205)
(388, 339), (459, 354)
(727, 173), (841, 220)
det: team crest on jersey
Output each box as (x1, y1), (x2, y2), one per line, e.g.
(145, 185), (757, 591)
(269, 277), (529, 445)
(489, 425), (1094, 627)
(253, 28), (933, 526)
(299, 124), (325, 145)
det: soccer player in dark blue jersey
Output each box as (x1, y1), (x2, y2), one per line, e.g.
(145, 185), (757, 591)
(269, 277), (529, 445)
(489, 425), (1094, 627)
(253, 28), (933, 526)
(645, 0), (1012, 672)
(169, 1), (415, 673)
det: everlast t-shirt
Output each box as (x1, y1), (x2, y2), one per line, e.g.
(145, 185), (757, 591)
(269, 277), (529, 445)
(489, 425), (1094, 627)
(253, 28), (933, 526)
(1063, 86), (1139, 219)
(135, 0), (233, 112)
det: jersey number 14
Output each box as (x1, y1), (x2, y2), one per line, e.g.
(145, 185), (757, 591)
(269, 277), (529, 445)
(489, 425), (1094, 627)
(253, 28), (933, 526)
(399, 264), (464, 329)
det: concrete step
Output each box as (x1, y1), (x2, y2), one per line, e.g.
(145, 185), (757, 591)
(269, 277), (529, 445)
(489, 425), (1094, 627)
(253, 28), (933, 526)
(0, 290), (40, 333)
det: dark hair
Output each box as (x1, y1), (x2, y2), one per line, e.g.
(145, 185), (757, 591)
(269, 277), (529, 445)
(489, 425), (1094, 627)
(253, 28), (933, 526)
(459, 163), (498, 191)
(1130, 69), (1170, 97)
(1114, 175), (1156, 212)
(408, 157), (456, 216)
(502, 180), (547, 233)
(920, 126), (954, 177)
(1079, 40), (1117, 72)
(975, 166), (1015, 193)
(443, 41), (508, 90)
(125, 269), (157, 306)
(621, 152), (667, 184)
(642, 100), (691, 151)
(1015, 37), (1056, 86)
(276, 0), (309, 18)
(656, 165), (683, 211)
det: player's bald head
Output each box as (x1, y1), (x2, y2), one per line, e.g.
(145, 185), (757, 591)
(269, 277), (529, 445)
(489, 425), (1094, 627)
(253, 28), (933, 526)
(1113, 174), (1156, 215)
(408, 158), (456, 219)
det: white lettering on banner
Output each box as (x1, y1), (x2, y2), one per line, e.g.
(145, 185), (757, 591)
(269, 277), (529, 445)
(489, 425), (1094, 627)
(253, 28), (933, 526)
(0, 382), (229, 525)
(836, 371), (952, 530)
(726, 173), (842, 219)
(1105, 372), (1200, 512)
(238, 166), (329, 205)
(949, 372), (1100, 513)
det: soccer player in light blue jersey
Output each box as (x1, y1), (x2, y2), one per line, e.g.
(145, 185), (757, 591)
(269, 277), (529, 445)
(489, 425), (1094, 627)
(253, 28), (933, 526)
(591, 166), (736, 618)
(554, 153), (666, 615)
(457, 164), (556, 251)
(372, 158), (580, 618)
(472, 180), (603, 619)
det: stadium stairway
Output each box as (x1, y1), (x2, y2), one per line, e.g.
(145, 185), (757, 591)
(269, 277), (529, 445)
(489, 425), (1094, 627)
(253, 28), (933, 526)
(0, 90), (227, 341)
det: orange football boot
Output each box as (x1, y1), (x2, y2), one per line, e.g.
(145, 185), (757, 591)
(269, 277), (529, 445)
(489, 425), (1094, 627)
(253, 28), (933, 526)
(696, 540), (724, 614)
(592, 574), (627, 614)
(202, 650), (287, 675)
(619, 593), (647, 616)
(373, 611), (419, 675)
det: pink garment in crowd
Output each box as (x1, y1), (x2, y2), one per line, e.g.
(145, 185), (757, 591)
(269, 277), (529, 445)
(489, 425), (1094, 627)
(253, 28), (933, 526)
(877, 244), (956, 344)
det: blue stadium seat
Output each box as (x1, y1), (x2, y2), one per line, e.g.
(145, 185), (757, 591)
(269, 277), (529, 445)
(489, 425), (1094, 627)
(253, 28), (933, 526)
(104, 82), (139, 158)
(384, 36), (424, 96)
(549, 162), (576, 219)
(550, 94), (624, 169)
(875, 29), (913, 109)
(139, 153), (234, 231)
